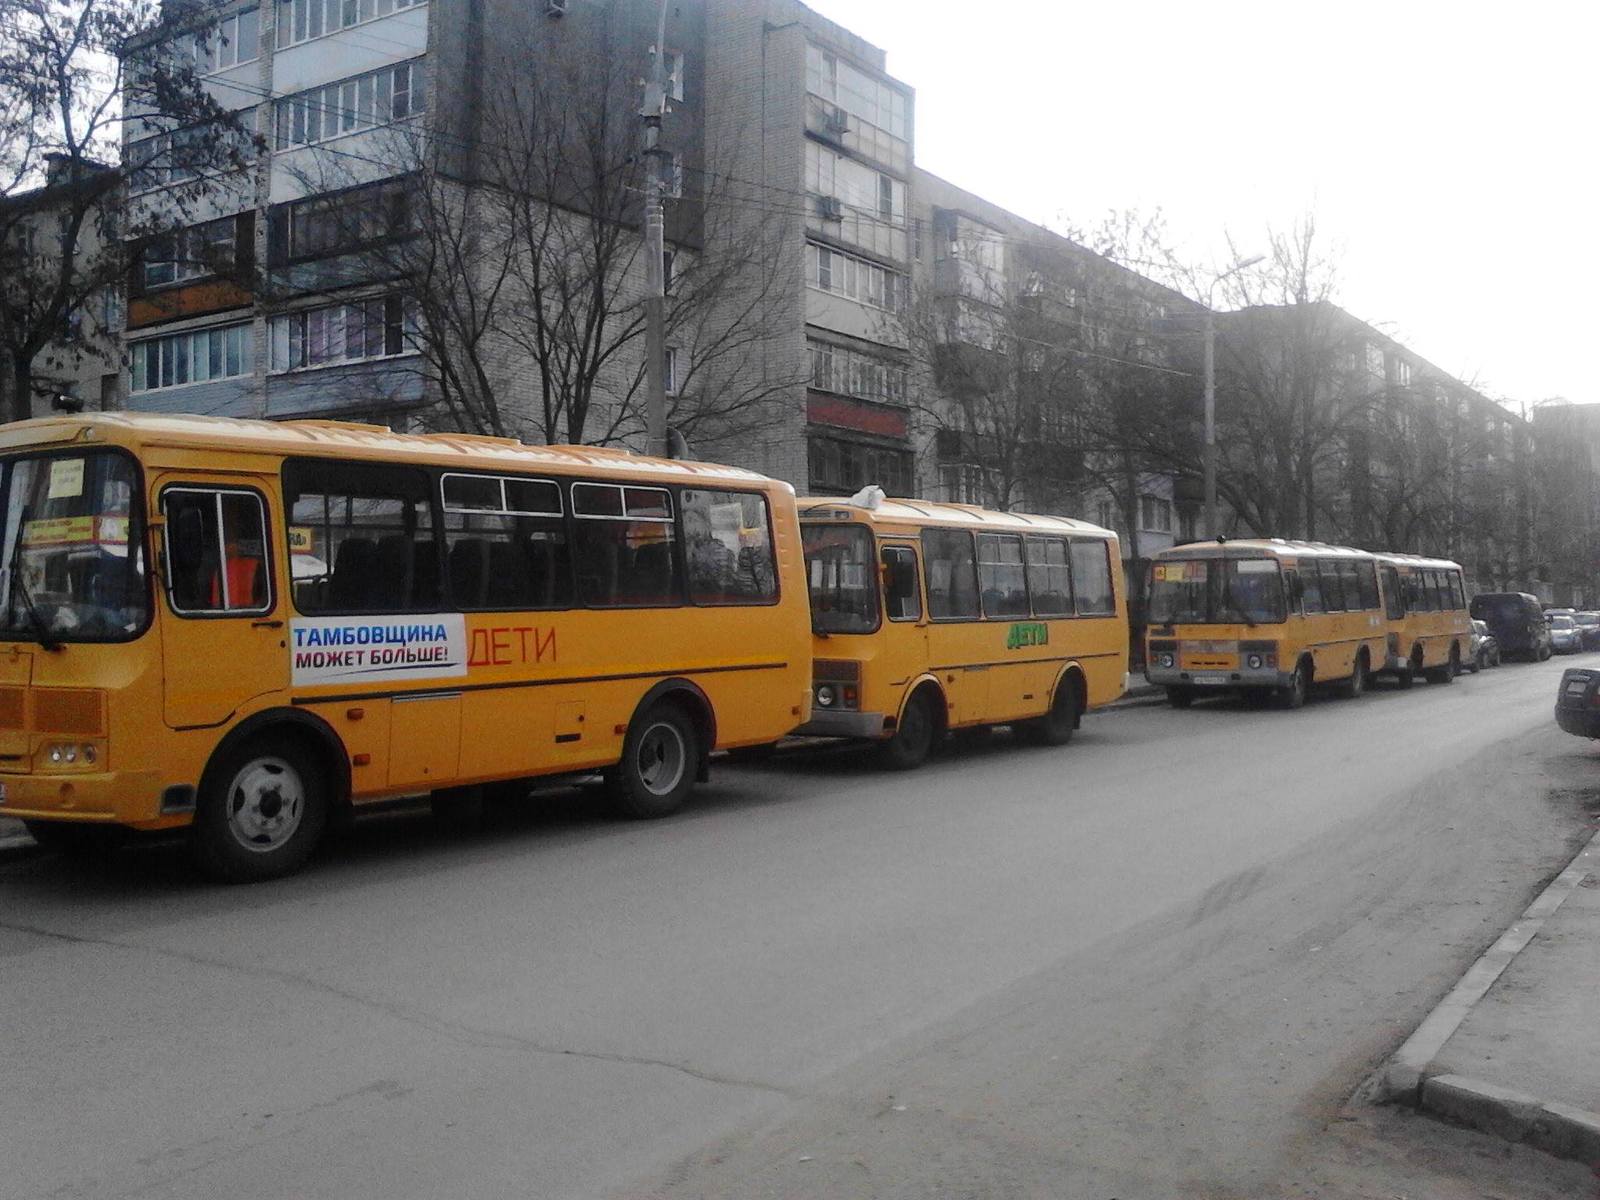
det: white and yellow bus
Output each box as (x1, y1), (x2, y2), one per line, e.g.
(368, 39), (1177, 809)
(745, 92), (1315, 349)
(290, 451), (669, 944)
(796, 496), (1128, 767)
(1146, 539), (1389, 707)
(0, 414), (812, 880)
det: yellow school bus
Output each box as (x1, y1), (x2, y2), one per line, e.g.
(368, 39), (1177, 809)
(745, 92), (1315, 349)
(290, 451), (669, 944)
(1146, 539), (1390, 708)
(0, 413), (811, 881)
(795, 496), (1127, 767)
(1372, 552), (1473, 685)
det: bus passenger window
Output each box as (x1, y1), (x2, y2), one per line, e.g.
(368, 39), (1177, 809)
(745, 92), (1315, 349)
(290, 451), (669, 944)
(1357, 562), (1381, 611)
(976, 533), (1029, 617)
(921, 529), (980, 620)
(1025, 536), (1072, 617)
(1338, 560), (1362, 611)
(1451, 571), (1467, 610)
(1301, 563), (1325, 614)
(572, 483), (679, 607)
(161, 488), (271, 616)
(283, 459), (436, 614)
(1320, 560), (1346, 612)
(881, 545), (920, 621)
(682, 488), (777, 605)
(1382, 566), (1405, 620)
(1069, 539), (1115, 616)
(441, 473), (571, 610)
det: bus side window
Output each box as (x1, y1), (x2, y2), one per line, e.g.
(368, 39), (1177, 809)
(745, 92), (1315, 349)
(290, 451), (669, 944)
(284, 459), (436, 614)
(921, 529), (979, 620)
(1320, 560), (1346, 612)
(572, 483), (680, 607)
(1338, 560), (1362, 611)
(1451, 570), (1467, 610)
(1024, 536), (1072, 617)
(1357, 561), (1380, 611)
(1382, 566), (1405, 620)
(881, 545), (921, 621)
(976, 533), (1029, 618)
(1283, 568), (1302, 614)
(1301, 563), (1325, 614)
(1069, 539), (1115, 616)
(161, 488), (271, 616)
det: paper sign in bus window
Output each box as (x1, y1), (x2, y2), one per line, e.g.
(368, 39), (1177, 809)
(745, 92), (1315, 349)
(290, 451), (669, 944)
(47, 459), (84, 500)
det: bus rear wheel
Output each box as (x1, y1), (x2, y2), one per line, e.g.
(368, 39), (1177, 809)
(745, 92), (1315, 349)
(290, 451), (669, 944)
(882, 691), (938, 770)
(1018, 677), (1080, 747)
(1395, 650), (1421, 689)
(189, 734), (328, 884)
(610, 702), (699, 819)
(1426, 646), (1458, 684)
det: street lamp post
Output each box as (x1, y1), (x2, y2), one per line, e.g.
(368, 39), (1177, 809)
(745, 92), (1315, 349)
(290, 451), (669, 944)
(1202, 255), (1264, 539)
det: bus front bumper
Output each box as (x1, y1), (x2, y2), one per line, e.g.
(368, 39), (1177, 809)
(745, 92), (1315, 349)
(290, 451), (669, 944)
(793, 710), (887, 739)
(1144, 665), (1290, 690)
(0, 769), (168, 828)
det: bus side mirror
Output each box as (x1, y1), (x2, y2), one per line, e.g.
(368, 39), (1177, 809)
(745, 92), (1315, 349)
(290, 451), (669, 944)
(170, 506), (207, 576)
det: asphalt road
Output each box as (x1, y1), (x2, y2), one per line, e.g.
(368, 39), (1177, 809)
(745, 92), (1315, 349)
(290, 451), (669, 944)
(4, 655), (1600, 1199)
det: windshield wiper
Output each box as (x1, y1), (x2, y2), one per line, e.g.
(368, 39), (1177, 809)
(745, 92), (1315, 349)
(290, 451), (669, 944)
(6, 505), (62, 652)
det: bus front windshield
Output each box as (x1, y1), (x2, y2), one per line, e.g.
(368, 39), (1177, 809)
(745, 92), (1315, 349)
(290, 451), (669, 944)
(802, 523), (879, 634)
(1149, 557), (1285, 625)
(0, 452), (149, 643)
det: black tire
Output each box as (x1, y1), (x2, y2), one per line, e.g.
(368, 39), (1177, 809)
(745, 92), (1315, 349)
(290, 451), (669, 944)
(1166, 687), (1194, 709)
(882, 690), (938, 770)
(1019, 677), (1080, 747)
(1395, 650), (1421, 689)
(610, 702), (699, 819)
(1539, 643), (1552, 662)
(23, 819), (125, 858)
(188, 734), (329, 884)
(1337, 651), (1368, 699)
(1278, 660), (1309, 709)
(1469, 650), (1483, 674)
(1490, 648), (1501, 667)
(1426, 646), (1458, 684)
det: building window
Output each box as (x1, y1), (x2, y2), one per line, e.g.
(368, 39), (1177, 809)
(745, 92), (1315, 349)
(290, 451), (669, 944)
(1139, 494), (1172, 533)
(129, 323), (252, 393)
(1179, 509), (1197, 542)
(1365, 343), (1385, 377)
(666, 152), (684, 199)
(276, 0), (424, 50)
(188, 7), (260, 73)
(664, 49), (685, 101)
(1095, 499), (1115, 529)
(274, 59), (426, 150)
(283, 178), (412, 261)
(938, 462), (988, 505)
(806, 242), (902, 312)
(804, 142), (904, 224)
(809, 435), (913, 496)
(805, 44), (910, 141)
(663, 346), (679, 395)
(142, 217), (239, 289)
(1395, 358), (1412, 387)
(268, 295), (415, 372)
(127, 127), (217, 192)
(808, 338), (906, 405)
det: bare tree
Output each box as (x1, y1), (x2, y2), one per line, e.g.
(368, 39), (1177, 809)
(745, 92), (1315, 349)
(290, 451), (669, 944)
(0, 0), (256, 420)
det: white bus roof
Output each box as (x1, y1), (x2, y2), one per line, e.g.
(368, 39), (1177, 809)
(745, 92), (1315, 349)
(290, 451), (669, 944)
(796, 496), (1115, 539)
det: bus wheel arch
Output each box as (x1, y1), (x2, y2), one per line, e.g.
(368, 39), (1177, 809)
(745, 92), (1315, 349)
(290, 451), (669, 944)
(1019, 665), (1084, 746)
(882, 678), (945, 770)
(190, 709), (345, 883)
(609, 679), (715, 818)
(1338, 648), (1369, 699)
(1280, 655), (1312, 709)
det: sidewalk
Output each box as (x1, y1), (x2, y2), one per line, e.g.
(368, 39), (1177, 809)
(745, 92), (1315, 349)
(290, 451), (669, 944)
(0, 815), (34, 858)
(1374, 826), (1600, 1165)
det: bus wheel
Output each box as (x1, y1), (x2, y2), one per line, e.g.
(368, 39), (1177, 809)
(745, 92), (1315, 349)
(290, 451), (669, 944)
(1019, 678), (1080, 747)
(23, 819), (125, 858)
(1278, 660), (1309, 709)
(611, 703), (698, 819)
(881, 691), (937, 770)
(1337, 651), (1369, 699)
(1166, 687), (1194, 709)
(1396, 650), (1421, 689)
(1426, 647), (1458, 684)
(189, 735), (328, 884)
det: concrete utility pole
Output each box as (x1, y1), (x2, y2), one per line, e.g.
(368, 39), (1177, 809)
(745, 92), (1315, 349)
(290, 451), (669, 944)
(641, 0), (672, 458)
(1203, 254), (1264, 539)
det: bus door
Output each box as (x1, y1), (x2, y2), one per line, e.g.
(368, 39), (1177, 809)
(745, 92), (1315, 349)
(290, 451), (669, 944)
(879, 541), (928, 710)
(156, 479), (288, 730)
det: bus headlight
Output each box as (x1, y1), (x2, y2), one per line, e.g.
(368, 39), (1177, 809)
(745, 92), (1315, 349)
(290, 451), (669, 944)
(816, 685), (836, 708)
(41, 741), (103, 771)
(1158, 653), (1175, 669)
(1247, 653), (1263, 670)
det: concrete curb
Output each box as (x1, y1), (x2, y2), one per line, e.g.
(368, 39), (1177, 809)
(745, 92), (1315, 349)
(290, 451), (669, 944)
(1366, 825), (1600, 1164)
(0, 831), (39, 863)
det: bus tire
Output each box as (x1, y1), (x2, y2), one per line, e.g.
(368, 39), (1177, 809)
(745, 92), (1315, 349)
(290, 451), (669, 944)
(188, 733), (328, 884)
(1278, 659), (1310, 709)
(882, 690), (938, 770)
(1337, 651), (1369, 699)
(23, 819), (126, 858)
(1166, 687), (1194, 709)
(1426, 646), (1458, 684)
(610, 702), (698, 819)
(1019, 675), (1081, 747)
(1396, 648), (1422, 688)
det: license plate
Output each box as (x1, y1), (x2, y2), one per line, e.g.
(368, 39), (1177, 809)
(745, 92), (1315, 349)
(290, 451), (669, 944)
(1192, 673), (1230, 685)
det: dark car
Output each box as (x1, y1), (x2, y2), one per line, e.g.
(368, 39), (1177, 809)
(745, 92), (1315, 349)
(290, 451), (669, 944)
(1555, 667), (1600, 737)
(1469, 591), (1552, 661)
(1575, 611), (1600, 649)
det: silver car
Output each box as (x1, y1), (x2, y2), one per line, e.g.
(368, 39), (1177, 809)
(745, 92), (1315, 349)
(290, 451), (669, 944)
(1467, 619), (1500, 671)
(1550, 613), (1583, 654)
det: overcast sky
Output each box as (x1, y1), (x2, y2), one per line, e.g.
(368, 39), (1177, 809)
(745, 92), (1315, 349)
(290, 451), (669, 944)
(804, 0), (1597, 416)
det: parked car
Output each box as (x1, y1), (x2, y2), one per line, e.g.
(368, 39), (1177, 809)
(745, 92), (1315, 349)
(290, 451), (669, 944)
(1574, 611), (1600, 649)
(1469, 591), (1552, 661)
(1550, 613), (1583, 654)
(1466, 619), (1500, 672)
(1554, 667), (1600, 737)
